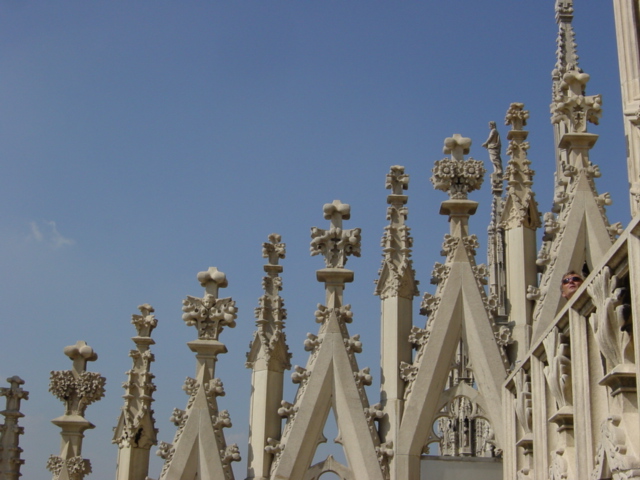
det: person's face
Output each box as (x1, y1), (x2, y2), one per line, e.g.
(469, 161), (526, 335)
(561, 274), (583, 299)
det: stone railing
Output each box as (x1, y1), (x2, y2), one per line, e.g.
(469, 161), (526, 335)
(504, 216), (640, 480)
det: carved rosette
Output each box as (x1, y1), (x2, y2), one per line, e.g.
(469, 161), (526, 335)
(431, 157), (485, 199)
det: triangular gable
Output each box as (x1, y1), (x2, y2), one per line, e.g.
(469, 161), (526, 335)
(532, 172), (614, 340)
(270, 312), (385, 480)
(397, 252), (507, 460)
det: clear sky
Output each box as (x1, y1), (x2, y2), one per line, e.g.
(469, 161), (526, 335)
(0, 1), (629, 478)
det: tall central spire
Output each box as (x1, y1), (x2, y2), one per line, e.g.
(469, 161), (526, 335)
(552, 0), (580, 100)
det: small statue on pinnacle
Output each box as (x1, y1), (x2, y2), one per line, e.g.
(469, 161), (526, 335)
(482, 121), (503, 177)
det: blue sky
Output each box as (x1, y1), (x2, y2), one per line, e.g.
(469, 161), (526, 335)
(0, 1), (629, 478)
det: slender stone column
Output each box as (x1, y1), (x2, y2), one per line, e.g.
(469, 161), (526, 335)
(0, 376), (29, 480)
(375, 167), (418, 472)
(246, 234), (291, 480)
(47, 341), (106, 480)
(113, 304), (158, 480)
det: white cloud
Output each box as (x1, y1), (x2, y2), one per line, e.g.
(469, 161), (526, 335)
(28, 221), (43, 242)
(27, 220), (75, 249)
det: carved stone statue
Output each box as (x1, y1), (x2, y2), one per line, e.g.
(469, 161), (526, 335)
(482, 121), (503, 176)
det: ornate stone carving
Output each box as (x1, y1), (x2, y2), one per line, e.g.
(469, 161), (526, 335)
(543, 327), (573, 409)
(376, 440), (394, 477)
(431, 134), (485, 199)
(430, 262), (450, 285)
(587, 267), (633, 369)
(182, 268), (238, 341)
(48, 341), (104, 480)
(419, 292), (440, 318)
(551, 72), (602, 133)
(49, 343), (106, 417)
(310, 200), (361, 268)
(113, 305), (159, 462)
(0, 376), (28, 479)
(246, 234), (292, 372)
(46, 455), (92, 480)
(591, 415), (640, 480)
(354, 368), (373, 387)
(514, 370), (533, 435)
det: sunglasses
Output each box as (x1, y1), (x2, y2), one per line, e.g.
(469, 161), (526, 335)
(562, 276), (582, 285)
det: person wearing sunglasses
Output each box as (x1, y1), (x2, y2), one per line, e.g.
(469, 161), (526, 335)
(561, 271), (583, 300)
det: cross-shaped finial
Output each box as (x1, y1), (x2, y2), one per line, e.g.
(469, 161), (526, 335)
(197, 267), (228, 297)
(63, 341), (98, 376)
(0, 376), (29, 406)
(263, 233), (286, 266)
(385, 165), (409, 196)
(443, 134), (472, 161)
(323, 200), (351, 229)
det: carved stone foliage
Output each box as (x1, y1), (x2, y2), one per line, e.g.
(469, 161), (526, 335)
(549, 448), (569, 480)
(114, 304), (159, 451)
(46, 456), (92, 480)
(514, 370), (533, 435)
(131, 303), (157, 337)
(591, 415), (640, 480)
(48, 341), (103, 480)
(262, 233), (286, 265)
(310, 200), (361, 269)
(505, 102), (530, 131)
(587, 267), (633, 369)
(49, 353), (106, 416)
(551, 71), (602, 133)
(247, 234), (292, 371)
(543, 327), (573, 409)
(385, 165), (409, 195)
(182, 294), (237, 341)
(431, 134), (485, 199)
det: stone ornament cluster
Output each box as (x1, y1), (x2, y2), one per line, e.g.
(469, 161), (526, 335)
(4, 2), (640, 479)
(47, 341), (105, 480)
(431, 134), (485, 199)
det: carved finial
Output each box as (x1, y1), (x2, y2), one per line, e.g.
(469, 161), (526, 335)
(48, 342), (104, 480)
(183, 268), (237, 341)
(197, 266), (228, 297)
(553, 0), (580, 86)
(263, 233), (286, 267)
(431, 135), (485, 199)
(385, 165), (409, 197)
(113, 306), (158, 461)
(311, 200), (361, 268)
(505, 103), (529, 131)
(132, 303), (158, 338)
(443, 134), (471, 160)
(0, 376), (29, 479)
(323, 200), (351, 229)
(63, 340), (98, 377)
(247, 234), (291, 371)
